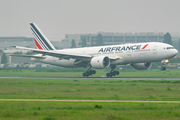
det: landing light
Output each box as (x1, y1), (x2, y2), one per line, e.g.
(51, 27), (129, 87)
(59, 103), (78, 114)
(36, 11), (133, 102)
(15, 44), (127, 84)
(115, 56), (119, 59)
(161, 59), (169, 63)
(165, 59), (169, 63)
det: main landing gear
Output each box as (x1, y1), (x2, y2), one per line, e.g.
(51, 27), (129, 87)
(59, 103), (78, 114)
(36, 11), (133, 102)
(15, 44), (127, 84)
(161, 59), (169, 70)
(83, 70), (96, 77)
(106, 65), (119, 77)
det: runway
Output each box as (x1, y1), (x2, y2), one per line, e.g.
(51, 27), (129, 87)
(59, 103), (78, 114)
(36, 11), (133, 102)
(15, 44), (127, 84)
(0, 76), (180, 80)
(0, 99), (179, 103)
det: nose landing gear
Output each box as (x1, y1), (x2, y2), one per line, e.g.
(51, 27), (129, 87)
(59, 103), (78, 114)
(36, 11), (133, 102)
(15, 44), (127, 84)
(161, 64), (166, 70)
(106, 65), (119, 77)
(161, 59), (169, 70)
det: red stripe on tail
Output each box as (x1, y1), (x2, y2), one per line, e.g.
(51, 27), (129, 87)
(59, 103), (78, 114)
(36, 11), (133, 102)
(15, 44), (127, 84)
(34, 38), (43, 50)
(142, 44), (149, 49)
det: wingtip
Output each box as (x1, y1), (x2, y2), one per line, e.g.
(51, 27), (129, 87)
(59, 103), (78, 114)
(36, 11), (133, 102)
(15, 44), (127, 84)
(11, 46), (16, 48)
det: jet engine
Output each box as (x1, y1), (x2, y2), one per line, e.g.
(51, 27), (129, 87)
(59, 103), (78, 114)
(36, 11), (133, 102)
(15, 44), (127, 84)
(131, 62), (152, 70)
(90, 56), (110, 69)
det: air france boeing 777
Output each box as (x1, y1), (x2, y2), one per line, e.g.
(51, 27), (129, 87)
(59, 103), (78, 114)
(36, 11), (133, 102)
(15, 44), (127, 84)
(12, 23), (178, 77)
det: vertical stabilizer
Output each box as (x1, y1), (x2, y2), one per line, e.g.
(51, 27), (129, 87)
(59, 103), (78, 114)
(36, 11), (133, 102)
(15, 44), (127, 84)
(30, 23), (56, 50)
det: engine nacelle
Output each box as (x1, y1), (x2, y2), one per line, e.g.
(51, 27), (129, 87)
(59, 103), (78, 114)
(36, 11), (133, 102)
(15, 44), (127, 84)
(131, 62), (152, 70)
(90, 56), (110, 69)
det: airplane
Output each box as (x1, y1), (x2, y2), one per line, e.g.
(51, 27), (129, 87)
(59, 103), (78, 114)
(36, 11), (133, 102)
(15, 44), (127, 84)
(11, 23), (178, 77)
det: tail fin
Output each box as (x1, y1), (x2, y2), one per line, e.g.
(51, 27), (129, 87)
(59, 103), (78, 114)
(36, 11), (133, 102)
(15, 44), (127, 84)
(30, 23), (56, 50)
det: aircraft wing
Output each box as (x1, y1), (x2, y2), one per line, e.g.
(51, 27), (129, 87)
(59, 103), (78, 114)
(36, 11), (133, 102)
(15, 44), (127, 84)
(13, 46), (120, 62)
(10, 54), (45, 59)
(13, 46), (92, 61)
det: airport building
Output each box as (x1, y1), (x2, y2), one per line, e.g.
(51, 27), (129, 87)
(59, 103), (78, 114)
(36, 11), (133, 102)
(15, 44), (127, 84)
(0, 37), (71, 50)
(65, 32), (165, 47)
(0, 32), (179, 50)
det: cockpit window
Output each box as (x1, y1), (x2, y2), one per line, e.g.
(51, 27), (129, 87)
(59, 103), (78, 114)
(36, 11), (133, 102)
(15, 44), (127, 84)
(166, 47), (174, 50)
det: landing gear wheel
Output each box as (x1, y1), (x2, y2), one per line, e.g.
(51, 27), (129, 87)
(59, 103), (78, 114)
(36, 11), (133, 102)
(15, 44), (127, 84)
(92, 70), (96, 74)
(88, 70), (93, 75)
(86, 74), (89, 77)
(83, 73), (89, 77)
(82, 70), (96, 77)
(112, 71), (116, 76)
(116, 71), (119, 75)
(106, 66), (119, 77)
(106, 73), (110, 77)
(83, 73), (86, 77)
(161, 67), (166, 70)
(109, 74), (112, 78)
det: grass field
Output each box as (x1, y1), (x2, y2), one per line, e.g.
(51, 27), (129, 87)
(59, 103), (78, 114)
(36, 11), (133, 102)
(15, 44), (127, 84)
(1, 69), (180, 120)
(0, 101), (180, 120)
(1, 78), (180, 101)
(0, 69), (180, 77)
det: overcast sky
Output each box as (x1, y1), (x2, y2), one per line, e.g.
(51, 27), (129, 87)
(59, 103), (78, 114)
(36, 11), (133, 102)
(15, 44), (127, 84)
(0, 0), (180, 40)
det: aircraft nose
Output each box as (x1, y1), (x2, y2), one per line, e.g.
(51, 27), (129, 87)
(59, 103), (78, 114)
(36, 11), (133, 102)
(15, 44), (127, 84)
(166, 48), (178, 58)
(174, 49), (178, 56)
(171, 49), (178, 57)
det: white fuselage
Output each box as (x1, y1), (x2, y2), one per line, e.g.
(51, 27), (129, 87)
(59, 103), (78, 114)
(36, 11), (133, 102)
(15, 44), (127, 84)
(31, 42), (178, 68)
